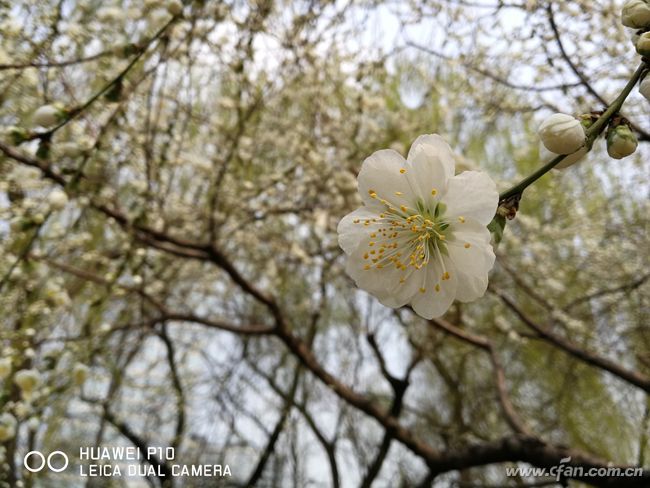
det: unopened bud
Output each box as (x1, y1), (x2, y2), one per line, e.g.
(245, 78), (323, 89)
(640, 76), (650, 101)
(607, 125), (638, 159)
(636, 31), (650, 55)
(538, 113), (586, 154)
(553, 146), (589, 170)
(622, 0), (650, 29)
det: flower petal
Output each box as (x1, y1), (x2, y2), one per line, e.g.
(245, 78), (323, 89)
(410, 258), (458, 319)
(337, 207), (382, 255)
(357, 149), (414, 207)
(378, 268), (423, 309)
(406, 134), (455, 199)
(440, 171), (498, 225)
(344, 236), (406, 298)
(446, 222), (495, 302)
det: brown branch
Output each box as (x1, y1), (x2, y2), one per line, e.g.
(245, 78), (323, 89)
(495, 290), (650, 393)
(246, 363), (301, 485)
(429, 318), (533, 437)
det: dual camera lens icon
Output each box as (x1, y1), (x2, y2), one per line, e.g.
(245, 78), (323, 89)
(23, 450), (69, 473)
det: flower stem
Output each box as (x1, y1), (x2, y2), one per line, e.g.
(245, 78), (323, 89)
(499, 61), (648, 202)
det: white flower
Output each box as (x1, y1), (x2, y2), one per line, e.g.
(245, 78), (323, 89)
(32, 104), (63, 128)
(640, 76), (650, 101)
(622, 0), (650, 29)
(47, 189), (68, 211)
(14, 369), (41, 399)
(538, 113), (586, 154)
(0, 357), (11, 379)
(607, 125), (638, 159)
(167, 0), (183, 16)
(0, 413), (17, 442)
(337, 134), (498, 319)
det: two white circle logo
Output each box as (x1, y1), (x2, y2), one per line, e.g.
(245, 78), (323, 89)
(23, 451), (68, 473)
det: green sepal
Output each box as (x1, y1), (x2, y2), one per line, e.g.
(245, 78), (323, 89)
(487, 214), (506, 248)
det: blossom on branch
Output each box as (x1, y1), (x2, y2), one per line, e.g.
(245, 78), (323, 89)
(538, 113), (586, 155)
(337, 135), (498, 319)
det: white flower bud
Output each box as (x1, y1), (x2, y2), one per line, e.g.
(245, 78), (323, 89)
(167, 0), (183, 16)
(553, 146), (589, 170)
(0, 358), (12, 379)
(47, 189), (68, 211)
(72, 363), (89, 386)
(622, 0), (650, 29)
(538, 113), (586, 154)
(636, 31), (650, 55)
(14, 369), (41, 399)
(640, 76), (650, 101)
(0, 413), (17, 442)
(32, 104), (64, 128)
(607, 125), (638, 159)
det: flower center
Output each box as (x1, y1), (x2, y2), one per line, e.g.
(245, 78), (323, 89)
(356, 194), (454, 288)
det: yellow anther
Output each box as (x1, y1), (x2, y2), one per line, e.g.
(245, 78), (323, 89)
(395, 191), (403, 196)
(431, 189), (437, 196)
(364, 265), (371, 270)
(464, 243), (471, 248)
(369, 242), (375, 246)
(400, 277), (406, 283)
(400, 205), (407, 212)
(370, 250), (375, 255)
(353, 219), (360, 224)
(368, 189), (376, 195)
(419, 287), (426, 293)
(435, 284), (440, 292)
(442, 271), (450, 281)
(458, 216), (465, 223)
(399, 168), (406, 174)
(363, 253), (369, 259)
